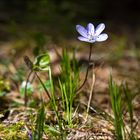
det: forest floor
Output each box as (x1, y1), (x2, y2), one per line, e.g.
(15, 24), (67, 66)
(0, 35), (140, 139)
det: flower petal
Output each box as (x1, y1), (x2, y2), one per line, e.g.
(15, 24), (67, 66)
(78, 36), (90, 42)
(87, 23), (94, 36)
(95, 23), (105, 36)
(96, 33), (108, 42)
(78, 36), (95, 43)
(76, 25), (88, 38)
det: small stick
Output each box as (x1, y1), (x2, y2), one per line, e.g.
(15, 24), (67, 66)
(24, 70), (33, 106)
(24, 56), (34, 106)
(86, 72), (96, 120)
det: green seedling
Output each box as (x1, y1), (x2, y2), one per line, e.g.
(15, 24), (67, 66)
(109, 75), (125, 140)
(24, 53), (51, 106)
(33, 103), (45, 140)
(59, 49), (79, 127)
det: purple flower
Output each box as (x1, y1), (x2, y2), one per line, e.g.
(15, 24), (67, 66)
(27, 131), (32, 140)
(25, 125), (32, 140)
(76, 23), (108, 43)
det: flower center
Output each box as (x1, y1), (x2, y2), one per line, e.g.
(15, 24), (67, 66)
(87, 33), (97, 41)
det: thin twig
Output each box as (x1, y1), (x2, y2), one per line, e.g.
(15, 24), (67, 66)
(76, 43), (93, 93)
(24, 70), (33, 106)
(86, 72), (96, 120)
(24, 56), (34, 106)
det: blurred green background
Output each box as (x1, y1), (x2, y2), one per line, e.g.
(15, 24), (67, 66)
(0, 0), (140, 41)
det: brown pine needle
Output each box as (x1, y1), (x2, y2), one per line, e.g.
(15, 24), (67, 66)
(86, 72), (96, 120)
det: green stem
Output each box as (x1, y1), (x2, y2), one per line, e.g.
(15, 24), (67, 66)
(76, 43), (93, 93)
(35, 72), (51, 100)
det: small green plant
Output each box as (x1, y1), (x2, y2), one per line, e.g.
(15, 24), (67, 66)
(109, 75), (139, 140)
(23, 22), (109, 139)
(123, 84), (138, 140)
(24, 53), (64, 139)
(33, 103), (45, 140)
(24, 53), (51, 106)
(109, 75), (125, 139)
(59, 49), (79, 126)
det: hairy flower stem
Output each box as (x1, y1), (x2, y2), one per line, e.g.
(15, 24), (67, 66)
(76, 43), (93, 93)
(35, 72), (51, 100)
(25, 70), (33, 106)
